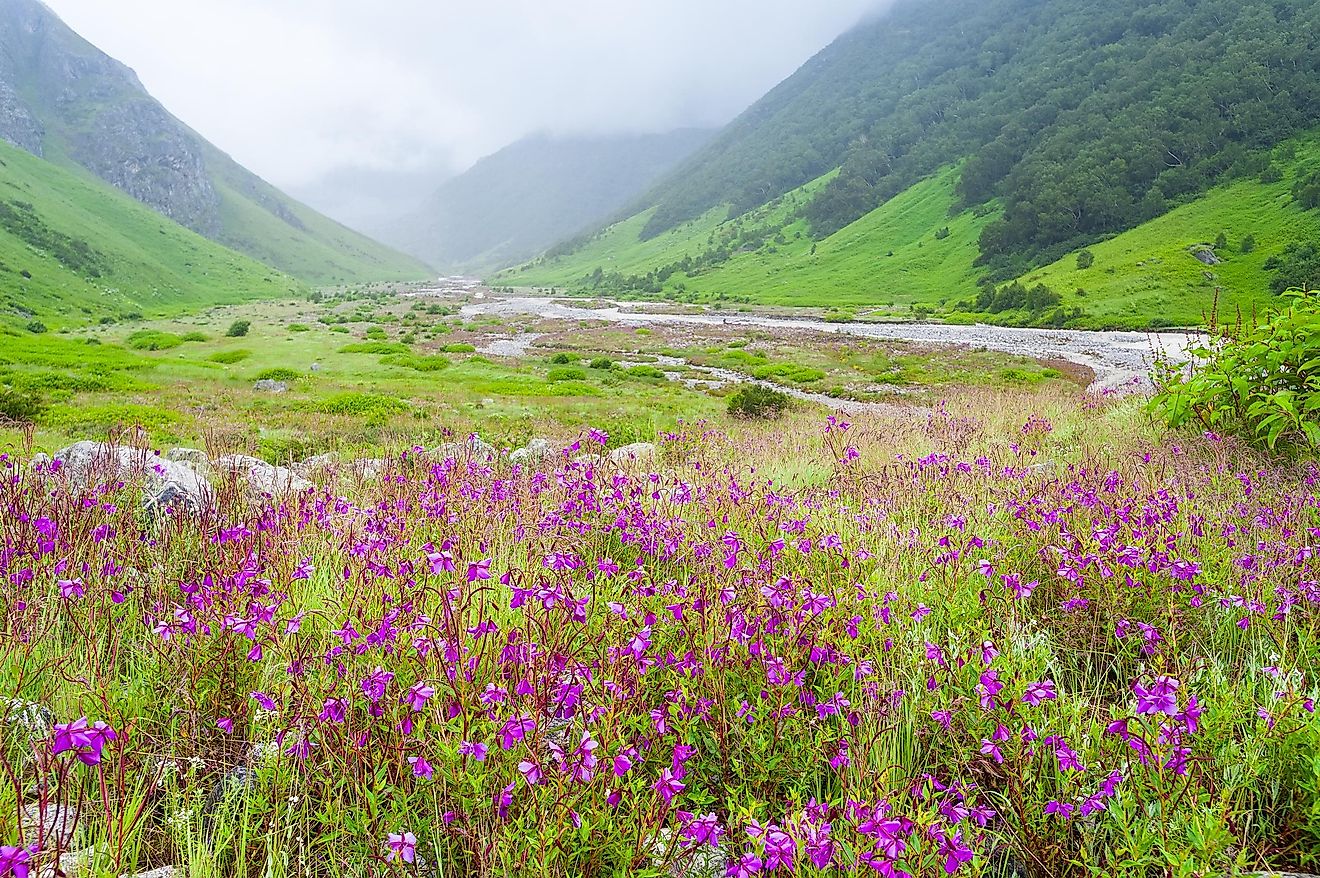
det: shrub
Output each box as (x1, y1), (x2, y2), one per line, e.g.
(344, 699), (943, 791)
(1076, 250), (1095, 270)
(442, 343), (477, 353)
(126, 330), (183, 351)
(339, 342), (410, 355)
(1240, 235), (1256, 254)
(1263, 243), (1320, 294)
(547, 367), (587, 382)
(314, 392), (409, 417)
(365, 326), (388, 340)
(181, 331), (208, 342)
(727, 384), (790, 419)
(626, 365), (667, 380)
(209, 349), (252, 364)
(1150, 290), (1320, 453)
(380, 354), (451, 373)
(254, 367), (302, 382)
(0, 389), (45, 423)
(25, 320), (47, 334)
(549, 352), (579, 365)
(589, 357), (614, 370)
(288, 323), (311, 332)
(225, 320), (251, 338)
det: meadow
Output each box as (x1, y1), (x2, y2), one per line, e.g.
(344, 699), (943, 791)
(2, 366), (1320, 877)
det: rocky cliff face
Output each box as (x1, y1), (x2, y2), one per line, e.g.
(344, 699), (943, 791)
(0, 0), (221, 234)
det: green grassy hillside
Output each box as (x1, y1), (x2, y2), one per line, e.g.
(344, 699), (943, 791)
(0, 139), (304, 327)
(509, 134), (1320, 329)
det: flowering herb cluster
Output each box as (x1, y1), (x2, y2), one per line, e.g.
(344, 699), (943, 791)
(2, 410), (1320, 877)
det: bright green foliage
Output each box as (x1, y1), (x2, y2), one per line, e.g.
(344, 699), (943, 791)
(125, 330), (184, 351)
(254, 368), (302, 383)
(0, 140), (301, 326)
(225, 320), (251, 338)
(547, 367), (587, 382)
(1264, 243), (1320, 294)
(727, 384), (790, 419)
(208, 349), (252, 364)
(1150, 291), (1320, 453)
(0, 388), (45, 423)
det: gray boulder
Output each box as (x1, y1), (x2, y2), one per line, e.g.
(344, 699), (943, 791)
(510, 438), (557, 465)
(609, 442), (658, 465)
(53, 442), (210, 514)
(293, 452), (341, 480)
(1190, 245), (1221, 266)
(252, 380), (289, 394)
(214, 455), (312, 498)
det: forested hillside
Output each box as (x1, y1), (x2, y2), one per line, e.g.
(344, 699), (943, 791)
(511, 0), (1320, 327)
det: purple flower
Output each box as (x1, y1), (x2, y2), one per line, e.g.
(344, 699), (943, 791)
(0, 845), (33, 878)
(654, 768), (685, 805)
(467, 559), (491, 582)
(408, 756), (433, 779)
(52, 717), (117, 766)
(459, 740), (488, 762)
(517, 759), (542, 786)
(385, 831), (417, 864)
(1022, 680), (1057, 707)
(1134, 675), (1179, 716)
(404, 681), (435, 712)
(361, 667), (395, 703)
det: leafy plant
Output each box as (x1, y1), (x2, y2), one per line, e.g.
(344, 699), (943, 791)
(0, 388), (45, 423)
(126, 330), (184, 351)
(224, 320), (251, 338)
(208, 349), (252, 364)
(1150, 290), (1320, 453)
(727, 384), (790, 419)
(1076, 250), (1095, 270)
(254, 367), (302, 383)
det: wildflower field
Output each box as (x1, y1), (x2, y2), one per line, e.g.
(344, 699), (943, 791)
(2, 390), (1319, 878)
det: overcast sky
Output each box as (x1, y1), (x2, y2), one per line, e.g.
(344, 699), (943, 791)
(43, 0), (884, 188)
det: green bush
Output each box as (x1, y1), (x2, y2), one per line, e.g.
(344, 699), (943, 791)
(549, 352), (579, 364)
(181, 331), (208, 342)
(365, 326), (388, 340)
(750, 362), (826, 383)
(126, 330), (184, 351)
(1076, 249), (1095, 270)
(288, 323), (311, 332)
(209, 349), (252, 364)
(0, 389), (45, 423)
(1240, 235), (1256, 254)
(339, 342), (410, 355)
(380, 354), (451, 373)
(1150, 290), (1320, 453)
(547, 367), (587, 382)
(727, 384), (790, 419)
(442, 343), (477, 353)
(225, 320), (251, 338)
(255, 367), (302, 382)
(589, 357), (615, 370)
(25, 321), (47, 334)
(314, 392), (409, 417)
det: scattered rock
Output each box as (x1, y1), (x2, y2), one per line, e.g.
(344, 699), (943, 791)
(609, 442), (658, 465)
(429, 434), (496, 464)
(252, 379), (289, 394)
(351, 458), (387, 480)
(53, 442), (210, 515)
(309, 362), (322, 372)
(22, 802), (79, 849)
(164, 447), (211, 479)
(1025, 460), (1060, 478)
(122, 868), (175, 878)
(3, 697), (54, 741)
(201, 766), (252, 843)
(214, 454), (312, 498)
(646, 827), (728, 877)
(293, 452), (341, 480)
(510, 438), (556, 465)
(1189, 245), (1221, 266)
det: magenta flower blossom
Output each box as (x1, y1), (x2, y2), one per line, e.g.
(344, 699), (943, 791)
(216, 717), (234, 734)
(385, 831), (417, 864)
(250, 691), (278, 712)
(52, 717), (117, 765)
(0, 845), (33, 878)
(467, 559), (491, 582)
(361, 667), (395, 703)
(459, 740), (488, 761)
(1134, 675), (1179, 716)
(1022, 680), (1058, 707)
(404, 681), (435, 712)
(517, 759), (542, 785)
(654, 768), (685, 805)
(408, 755), (433, 779)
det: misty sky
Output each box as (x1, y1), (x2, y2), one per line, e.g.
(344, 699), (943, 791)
(43, 1), (884, 188)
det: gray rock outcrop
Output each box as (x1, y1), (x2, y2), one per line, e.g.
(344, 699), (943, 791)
(52, 442), (210, 513)
(214, 454), (312, 498)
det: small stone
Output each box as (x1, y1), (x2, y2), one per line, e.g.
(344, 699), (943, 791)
(609, 442), (658, 465)
(309, 362), (322, 372)
(294, 452), (341, 480)
(215, 454), (313, 498)
(252, 379), (289, 393)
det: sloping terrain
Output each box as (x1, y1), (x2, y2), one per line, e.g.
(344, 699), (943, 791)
(0, 0), (429, 285)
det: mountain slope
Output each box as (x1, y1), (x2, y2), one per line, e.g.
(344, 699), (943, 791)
(516, 0), (1320, 328)
(508, 131), (1320, 328)
(0, 0), (429, 284)
(384, 130), (712, 274)
(0, 137), (302, 326)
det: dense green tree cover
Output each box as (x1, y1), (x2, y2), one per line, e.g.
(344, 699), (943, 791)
(622, 0), (1320, 276)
